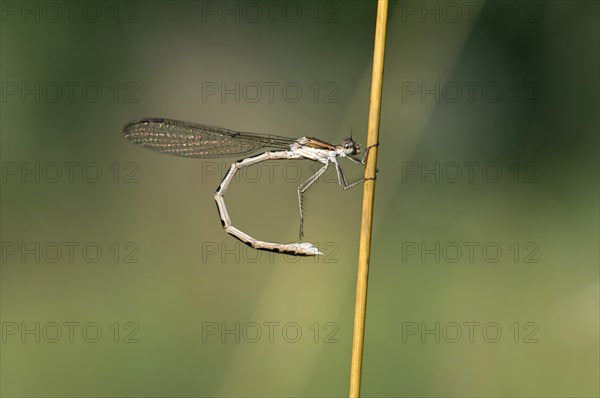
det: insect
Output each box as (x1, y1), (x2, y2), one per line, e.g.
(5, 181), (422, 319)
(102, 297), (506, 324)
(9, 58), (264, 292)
(123, 117), (373, 256)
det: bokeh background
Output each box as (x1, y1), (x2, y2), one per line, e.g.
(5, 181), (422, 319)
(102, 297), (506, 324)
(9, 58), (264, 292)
(1, 1), (598, 396)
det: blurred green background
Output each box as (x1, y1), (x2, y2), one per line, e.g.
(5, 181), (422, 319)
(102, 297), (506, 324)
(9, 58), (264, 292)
(1, 1), (598, 396)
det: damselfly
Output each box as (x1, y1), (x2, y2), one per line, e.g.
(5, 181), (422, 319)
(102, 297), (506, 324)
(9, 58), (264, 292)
(123, 117), (372, 256)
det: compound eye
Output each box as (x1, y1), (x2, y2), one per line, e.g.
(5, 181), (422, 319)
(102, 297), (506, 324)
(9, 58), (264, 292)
(341, 138), (357, 154)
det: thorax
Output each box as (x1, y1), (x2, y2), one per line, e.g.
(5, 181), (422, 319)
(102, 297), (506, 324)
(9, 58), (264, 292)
(292, 137), (340, 162)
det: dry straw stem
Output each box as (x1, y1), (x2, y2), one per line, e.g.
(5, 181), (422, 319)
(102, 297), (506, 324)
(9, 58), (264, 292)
(349, 0), (388, 397)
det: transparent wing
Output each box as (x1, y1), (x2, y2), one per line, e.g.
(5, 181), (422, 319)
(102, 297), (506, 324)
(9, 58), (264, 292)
(123, 117), (297, 158)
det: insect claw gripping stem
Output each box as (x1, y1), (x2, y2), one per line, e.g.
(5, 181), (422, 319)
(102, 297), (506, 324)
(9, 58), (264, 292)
(363, 143), (379, 180)
(362, 142), (379, 165)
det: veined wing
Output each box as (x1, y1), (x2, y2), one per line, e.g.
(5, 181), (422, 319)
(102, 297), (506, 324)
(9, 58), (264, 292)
(123, 117), (298, 158)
